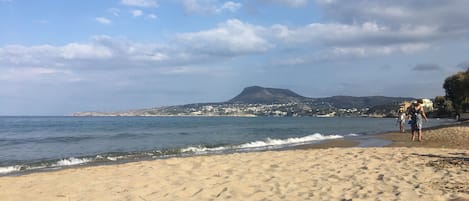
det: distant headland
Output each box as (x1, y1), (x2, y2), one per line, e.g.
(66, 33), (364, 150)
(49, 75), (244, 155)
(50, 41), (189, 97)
(73, 86), (415, 117)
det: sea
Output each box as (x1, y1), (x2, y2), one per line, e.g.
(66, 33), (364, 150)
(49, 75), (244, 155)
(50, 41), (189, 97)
(0, 116), (455, 175)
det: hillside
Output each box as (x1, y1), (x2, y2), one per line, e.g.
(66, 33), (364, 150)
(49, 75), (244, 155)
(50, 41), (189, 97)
(228, 86), (309, 104)
(316, 96), (413, 109)
(73, 86), (415, 117)
(227, 86), (411, 109)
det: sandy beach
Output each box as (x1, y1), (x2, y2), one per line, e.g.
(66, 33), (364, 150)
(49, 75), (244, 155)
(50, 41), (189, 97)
(0, 123), (468, 201)
(381, 121), (469, 150)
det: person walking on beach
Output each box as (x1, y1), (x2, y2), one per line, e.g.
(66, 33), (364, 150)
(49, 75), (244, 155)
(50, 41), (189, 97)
(410, 99), (428, 142)
(397, 110), (406, 133)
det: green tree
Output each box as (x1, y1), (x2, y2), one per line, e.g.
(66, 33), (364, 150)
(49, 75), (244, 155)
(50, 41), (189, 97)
(433, 96), (454, 117)
(434, 96), (446, 109)
(443, 100), (454, 113)
(443, 68), (469, 113)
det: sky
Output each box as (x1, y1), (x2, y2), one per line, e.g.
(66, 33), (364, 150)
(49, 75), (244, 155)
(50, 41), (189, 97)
(1, 0), (469, 115)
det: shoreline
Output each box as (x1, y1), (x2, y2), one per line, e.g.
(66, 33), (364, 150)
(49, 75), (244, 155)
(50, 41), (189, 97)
(380, 121), (469, 149)
(299, 120), (469, 150)
(1, 121), (468, 200)
(0, 119), (464, 176)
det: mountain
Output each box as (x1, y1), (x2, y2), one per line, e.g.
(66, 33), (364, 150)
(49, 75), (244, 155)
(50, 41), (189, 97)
(227, 86), (411, 108)
(73, 86), (415, 117)
(228, 86), (309, 104)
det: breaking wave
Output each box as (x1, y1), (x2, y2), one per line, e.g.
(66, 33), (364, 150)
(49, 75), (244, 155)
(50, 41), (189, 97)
(182, 133), (343, 154)
(1, 133), (344, 175)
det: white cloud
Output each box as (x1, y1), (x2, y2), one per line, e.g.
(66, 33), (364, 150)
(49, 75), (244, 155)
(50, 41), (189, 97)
(398, 43), (431, 54)
(0, 41), (114, 69)
(0, 13), (456, 75)
(273, 42), (431, 66)
(182, 0), (242, 14)
(316, 0), (469, 38)
(261, 0), (308, 7)
(269, 21), (438, 50)
(0, 67), (78, 82)
(182, 0), (216, 14)
(147, 14), (158, 20)
(330, 46), (406, 58)
(366, 6), (410, 18)
(157, 66), (228, 76)
(96, 17), (111, 24)
(316, 0), (334, 4)
(0, 17), (441, 72)
(108, 8), (121, 16)
(60, 43), (113, 59)
(0, 19), (269, 74)
(0, 36), (172, 71)
(218, 1), (242, 13)
(176, 19), (272, 55)
(121, 0), (158, 8)
(0, 45), (59, 65)
(131, 10), (143, 17)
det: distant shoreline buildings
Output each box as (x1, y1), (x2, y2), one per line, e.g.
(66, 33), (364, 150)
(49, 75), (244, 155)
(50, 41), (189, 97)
(73, 86), (427, 118)
(399, 98), (434, 113)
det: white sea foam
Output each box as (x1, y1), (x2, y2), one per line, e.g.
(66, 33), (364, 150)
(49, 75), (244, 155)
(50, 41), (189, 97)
(0, 158), (93, 175)
(347, 133), (360, 137)
(181, 145), (227, 153)
(105, 156), (128, 161)
(239, 133), (343, 148)
(182, 133), (343, 154)
(0, 165), (22, 174)
(54, 157), (92, 166)
(106, 157), (118, 161)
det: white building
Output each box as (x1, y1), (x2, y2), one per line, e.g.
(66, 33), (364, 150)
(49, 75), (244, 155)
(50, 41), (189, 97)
(421, 98), (434, 112)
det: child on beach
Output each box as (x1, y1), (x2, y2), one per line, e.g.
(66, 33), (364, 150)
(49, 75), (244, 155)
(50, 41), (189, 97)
(397, 111), (406, 133)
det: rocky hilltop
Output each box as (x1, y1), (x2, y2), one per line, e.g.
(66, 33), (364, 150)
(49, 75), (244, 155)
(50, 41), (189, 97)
(73, 86), (414, 117)
(228, 86), (308, 104)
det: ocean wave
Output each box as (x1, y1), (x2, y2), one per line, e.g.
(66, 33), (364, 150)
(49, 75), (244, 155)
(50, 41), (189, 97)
(0, 165), (23, 174)
(0, 157), (94, 175)
(346, 133), (360, 137)
(54, 157), (92, 166)
(182, 133), (343, 154)
(1, 134), (344, 175)
(96, 154), (128, 161)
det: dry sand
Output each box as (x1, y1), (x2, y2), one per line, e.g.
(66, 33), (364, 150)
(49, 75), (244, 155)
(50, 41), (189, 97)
(0, 123), (468, 201)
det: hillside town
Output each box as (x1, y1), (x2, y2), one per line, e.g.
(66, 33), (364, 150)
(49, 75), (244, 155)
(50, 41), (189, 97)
(74, 99), (436, 118)
(73, 86), (442, 118)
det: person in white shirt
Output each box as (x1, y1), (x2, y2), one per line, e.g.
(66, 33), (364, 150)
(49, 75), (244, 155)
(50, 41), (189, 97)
(397, 110), (406, 133)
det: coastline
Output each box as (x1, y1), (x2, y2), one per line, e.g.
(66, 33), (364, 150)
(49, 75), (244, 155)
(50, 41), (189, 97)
(1, 121), (468, 200)
(299, 120), (469, 150)
(380, 121), (469, 149)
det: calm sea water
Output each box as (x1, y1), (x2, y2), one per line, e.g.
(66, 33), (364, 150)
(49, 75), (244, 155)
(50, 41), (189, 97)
(0, 116), (454, 175)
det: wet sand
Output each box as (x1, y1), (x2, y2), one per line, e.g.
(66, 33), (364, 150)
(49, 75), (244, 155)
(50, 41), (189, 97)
(381, 121), (469, 150)
(302, 121), (469, 150)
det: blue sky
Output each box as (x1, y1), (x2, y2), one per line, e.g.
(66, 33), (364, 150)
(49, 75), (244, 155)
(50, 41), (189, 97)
(1, 0), (469, 115)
